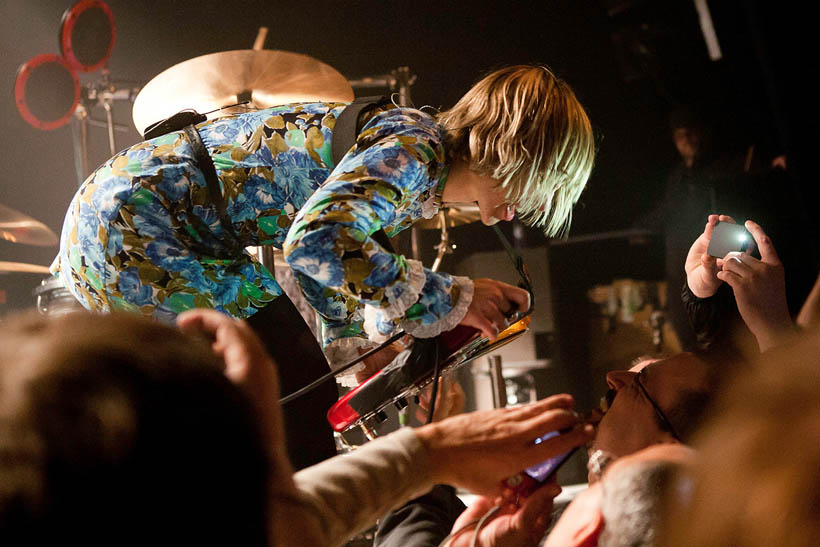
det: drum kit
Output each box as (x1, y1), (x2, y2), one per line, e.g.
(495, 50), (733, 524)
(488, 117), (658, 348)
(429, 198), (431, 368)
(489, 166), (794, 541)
(7, 1), (480, 319)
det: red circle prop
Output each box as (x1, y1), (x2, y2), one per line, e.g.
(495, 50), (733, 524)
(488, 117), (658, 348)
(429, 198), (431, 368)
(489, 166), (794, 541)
(14, 54), (80, 130)
(60, 0), (116, 73)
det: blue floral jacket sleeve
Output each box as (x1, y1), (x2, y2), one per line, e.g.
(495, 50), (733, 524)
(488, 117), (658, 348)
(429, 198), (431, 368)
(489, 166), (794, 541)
(284, 107), (473, 372)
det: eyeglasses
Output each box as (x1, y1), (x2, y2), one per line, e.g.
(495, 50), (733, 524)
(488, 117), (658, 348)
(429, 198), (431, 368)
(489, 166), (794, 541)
(635, 368), (682, 442)
(601, 367), (681, 442)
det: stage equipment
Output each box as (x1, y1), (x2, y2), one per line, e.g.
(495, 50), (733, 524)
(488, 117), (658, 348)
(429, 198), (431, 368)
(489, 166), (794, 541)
(33, 276), (85, 316)
(0, 262), (51, 275)
(14, 1), (138, 186)
(132, 49), (354, 136)
(0, 203), (58, 247)
(413, 202), (481, 272)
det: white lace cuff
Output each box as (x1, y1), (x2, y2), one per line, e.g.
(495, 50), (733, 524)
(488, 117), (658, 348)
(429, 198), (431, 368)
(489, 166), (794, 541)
(401, 276), (474, 339)
(362, 306), (392, 344)
(421, 192), (441, 218)
(379, 258), (426, 321)
(324, 336), (378, 387)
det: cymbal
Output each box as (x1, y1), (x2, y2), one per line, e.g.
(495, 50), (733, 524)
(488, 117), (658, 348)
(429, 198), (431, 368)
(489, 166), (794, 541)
(0, 261), (51, 274)
(133, 49), (355, 135)
(414, 203), (482, 230)
(0, 202), (58, 246)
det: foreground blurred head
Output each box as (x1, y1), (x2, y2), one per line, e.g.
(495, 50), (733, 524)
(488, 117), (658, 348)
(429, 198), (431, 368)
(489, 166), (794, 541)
(0, 311), (269, 546)
(659, 333), (820, 547)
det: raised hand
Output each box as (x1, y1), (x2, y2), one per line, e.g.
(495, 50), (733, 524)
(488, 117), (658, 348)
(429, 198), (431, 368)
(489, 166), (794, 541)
(685, 214), (734, 298)
(717, 220), (794, 351)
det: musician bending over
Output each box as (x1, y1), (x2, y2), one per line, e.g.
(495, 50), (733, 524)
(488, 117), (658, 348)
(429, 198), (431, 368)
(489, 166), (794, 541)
(51, 64), (594, 384)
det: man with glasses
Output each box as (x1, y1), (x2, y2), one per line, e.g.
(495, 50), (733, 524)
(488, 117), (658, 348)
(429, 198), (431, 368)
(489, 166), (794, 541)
(586, 352), (714, 483)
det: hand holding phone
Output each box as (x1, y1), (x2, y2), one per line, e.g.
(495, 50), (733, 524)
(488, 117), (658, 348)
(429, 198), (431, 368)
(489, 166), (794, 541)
(503, 430), (578, 499)
(707, 221), (754, 258)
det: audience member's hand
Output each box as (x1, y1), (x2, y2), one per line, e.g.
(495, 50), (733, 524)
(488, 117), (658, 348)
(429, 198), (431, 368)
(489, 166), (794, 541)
(717, 220), (794, 351)
(461, 278), (531, 341)
(176, 309), (292, 476)
(445, 483), (560, 547)
(415, 394), (594, 497)
(685, 214), (732, 298)
(416, 377), (466, 423)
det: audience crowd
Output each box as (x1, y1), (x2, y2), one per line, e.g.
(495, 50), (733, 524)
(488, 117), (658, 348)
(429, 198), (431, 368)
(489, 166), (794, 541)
(1, 208), (818, 544)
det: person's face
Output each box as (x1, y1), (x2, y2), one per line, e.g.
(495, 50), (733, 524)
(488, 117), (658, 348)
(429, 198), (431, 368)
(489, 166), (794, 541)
(472, 173), (515, 225)
(673, 127), (701, 166)
(587, 353), (708, 483)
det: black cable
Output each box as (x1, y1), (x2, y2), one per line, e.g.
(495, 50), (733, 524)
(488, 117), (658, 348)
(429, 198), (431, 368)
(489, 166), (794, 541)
(425, 339), (442, 425)
(279, 330), (405, 405)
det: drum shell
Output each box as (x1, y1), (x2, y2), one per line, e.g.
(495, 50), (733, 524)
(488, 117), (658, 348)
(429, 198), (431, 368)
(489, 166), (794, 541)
(33, 276), (85, 316)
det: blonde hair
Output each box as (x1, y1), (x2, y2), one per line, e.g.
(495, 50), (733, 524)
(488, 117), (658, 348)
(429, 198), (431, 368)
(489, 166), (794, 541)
(438, 65), (595, 237)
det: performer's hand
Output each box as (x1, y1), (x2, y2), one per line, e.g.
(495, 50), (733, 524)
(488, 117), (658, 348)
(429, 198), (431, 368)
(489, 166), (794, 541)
(445, 483), (559, 547)
(415, 394), (593, 498)
(717, 220), (794, 351)
(461, 278), (530, 340)
(685, 214), (732, 298)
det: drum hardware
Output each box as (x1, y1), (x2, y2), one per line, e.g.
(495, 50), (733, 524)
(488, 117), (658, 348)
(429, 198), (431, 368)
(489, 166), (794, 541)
(0, 262), (51, 275)
(413, 203), (481, 272)
(487, 355), (507, 409)
(348, 66), (417, 108)
(14, 1), (135, 186)
(132, 49), (355, 137)
(33, 276), (85, 316)
(0, 203), (58, 247)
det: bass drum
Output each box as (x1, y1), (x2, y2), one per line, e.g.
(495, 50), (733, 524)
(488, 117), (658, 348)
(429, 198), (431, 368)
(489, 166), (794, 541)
(33, 276), (85, 315)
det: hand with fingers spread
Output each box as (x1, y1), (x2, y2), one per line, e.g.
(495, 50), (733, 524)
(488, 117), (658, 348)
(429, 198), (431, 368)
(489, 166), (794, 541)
(717, 220), (795, 352)
(415, 394), (594, 497)
(685, 214), (735, 298)
(445, 483), (560, 547)
(460, 278), (531, 341)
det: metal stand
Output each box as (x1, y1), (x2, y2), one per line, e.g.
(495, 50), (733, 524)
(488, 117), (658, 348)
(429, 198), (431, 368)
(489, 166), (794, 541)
(348, 66), (417, 107)
(487, 355), (507, 409)
(69, 70), (139, 186)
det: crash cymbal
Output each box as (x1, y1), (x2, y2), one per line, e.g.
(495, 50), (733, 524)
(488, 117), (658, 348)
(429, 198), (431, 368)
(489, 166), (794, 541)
(0, 202), (58, 246)
(133, 49), (354, 135)
(414, 203), (482, 230)
(0, 261), (51, 274)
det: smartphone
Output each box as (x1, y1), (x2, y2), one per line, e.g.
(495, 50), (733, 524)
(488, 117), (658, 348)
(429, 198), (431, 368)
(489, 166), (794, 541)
(707, 221), (753, 258)
(503, 430), (578, 498)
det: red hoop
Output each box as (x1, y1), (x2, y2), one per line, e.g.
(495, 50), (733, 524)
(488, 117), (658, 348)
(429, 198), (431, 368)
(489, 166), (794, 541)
(14, 54), (81, 131)
(60, 0), (116, 73)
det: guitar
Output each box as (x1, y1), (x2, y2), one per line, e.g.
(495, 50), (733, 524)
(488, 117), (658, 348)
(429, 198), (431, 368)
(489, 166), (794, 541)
(326, 312), (531, 433)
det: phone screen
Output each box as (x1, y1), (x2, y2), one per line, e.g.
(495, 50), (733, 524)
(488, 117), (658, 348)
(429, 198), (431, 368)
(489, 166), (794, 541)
(524, 431), (577, 482)
(707, 222), (752, 258)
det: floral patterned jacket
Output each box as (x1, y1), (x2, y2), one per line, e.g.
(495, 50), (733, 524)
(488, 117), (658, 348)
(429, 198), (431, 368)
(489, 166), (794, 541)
(52, 102), (473, 378)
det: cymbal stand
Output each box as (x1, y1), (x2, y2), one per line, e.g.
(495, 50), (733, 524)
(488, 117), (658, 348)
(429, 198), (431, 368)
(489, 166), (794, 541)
(431, 209), (456, 273)
(348, 66), (417, 107)
(69, 69), (140, 186)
